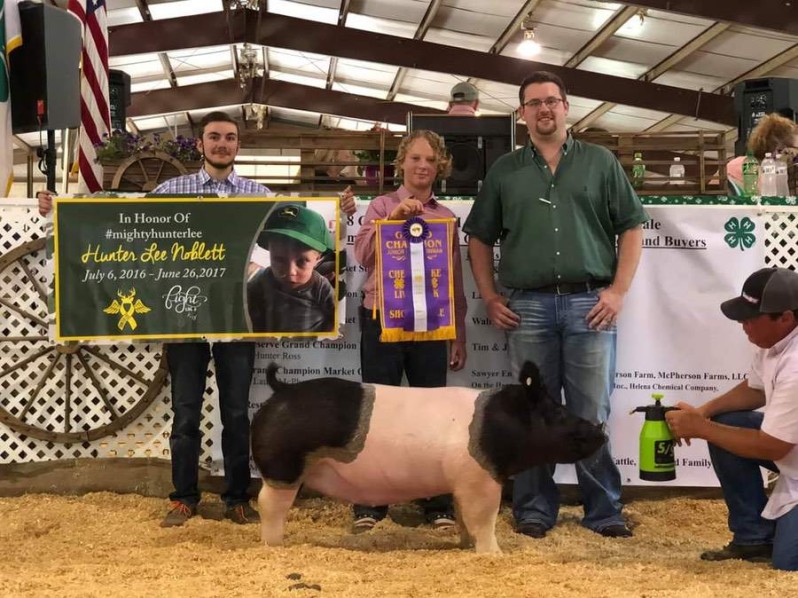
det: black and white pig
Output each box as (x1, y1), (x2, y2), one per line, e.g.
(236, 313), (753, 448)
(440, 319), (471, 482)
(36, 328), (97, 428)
(250, 360), (606, 553)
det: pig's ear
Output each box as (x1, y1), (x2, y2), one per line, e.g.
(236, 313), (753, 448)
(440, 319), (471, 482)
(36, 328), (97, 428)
(519, 361), (544, 393)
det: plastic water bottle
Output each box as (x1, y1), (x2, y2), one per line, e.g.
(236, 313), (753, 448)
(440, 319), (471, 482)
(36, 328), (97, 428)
(775, 153), (790, 197)
(632, 152), (645, 189)
(759, 152), (778, 196)
(669, 156), (685, 186)
(741, 151), (759, 197)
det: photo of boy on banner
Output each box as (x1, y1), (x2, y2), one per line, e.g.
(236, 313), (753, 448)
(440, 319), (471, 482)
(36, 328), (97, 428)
(247, 203), (337, 334)
(374, 215), (456, 342)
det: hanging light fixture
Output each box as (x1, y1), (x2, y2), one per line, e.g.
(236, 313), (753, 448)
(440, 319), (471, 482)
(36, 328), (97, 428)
(229, 0), (262, 10)
(517, 15), (541, 58)
(623, 9), (647, 34)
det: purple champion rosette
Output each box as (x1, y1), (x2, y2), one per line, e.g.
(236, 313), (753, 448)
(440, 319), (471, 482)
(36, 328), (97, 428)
(375, 216), (456, 342)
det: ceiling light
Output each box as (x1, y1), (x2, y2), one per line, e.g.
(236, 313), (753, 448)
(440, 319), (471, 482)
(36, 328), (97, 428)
(517, 12), (542, 60)
(518, 29), (541, 58)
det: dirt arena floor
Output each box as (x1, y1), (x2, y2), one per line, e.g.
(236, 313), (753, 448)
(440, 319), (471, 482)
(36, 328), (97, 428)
(0, 492), (794, 597)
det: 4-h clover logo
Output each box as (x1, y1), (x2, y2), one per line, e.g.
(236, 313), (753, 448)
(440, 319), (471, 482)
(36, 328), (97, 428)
(724, 216), (756, 251)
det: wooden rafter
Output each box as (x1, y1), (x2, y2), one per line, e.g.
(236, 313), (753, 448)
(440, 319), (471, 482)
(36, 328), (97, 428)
(109, 12), (736, 124)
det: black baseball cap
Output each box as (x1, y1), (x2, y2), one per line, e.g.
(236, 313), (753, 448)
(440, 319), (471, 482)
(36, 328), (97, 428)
(720, 267), (798, 321)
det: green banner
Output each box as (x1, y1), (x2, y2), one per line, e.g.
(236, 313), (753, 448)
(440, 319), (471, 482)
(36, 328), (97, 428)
(53, 197), (342, 341)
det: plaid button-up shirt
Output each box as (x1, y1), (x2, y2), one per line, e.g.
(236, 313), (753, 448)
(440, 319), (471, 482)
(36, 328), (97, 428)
(152, 167), (270, 196)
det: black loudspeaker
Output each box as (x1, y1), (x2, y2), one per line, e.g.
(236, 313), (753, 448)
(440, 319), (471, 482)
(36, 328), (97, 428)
(9, 1), (81, 134)
(734, 77), (798, 155)
(407, 114), (516, 195)
(109, 70), (132, 132)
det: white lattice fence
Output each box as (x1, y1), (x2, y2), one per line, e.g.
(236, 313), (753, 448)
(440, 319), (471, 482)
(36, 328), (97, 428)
(1, 202), (796, 468)
(763, 209), (798, 270)
(0, 202), (219, 467)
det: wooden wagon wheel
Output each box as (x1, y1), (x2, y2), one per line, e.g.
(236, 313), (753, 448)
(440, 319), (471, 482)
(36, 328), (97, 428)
(110, 150), (189, 192)
(0, 238), (168, 443)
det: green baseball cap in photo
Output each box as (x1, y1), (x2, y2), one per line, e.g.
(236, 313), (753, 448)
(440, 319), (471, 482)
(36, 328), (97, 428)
(261, 204), (334, 253)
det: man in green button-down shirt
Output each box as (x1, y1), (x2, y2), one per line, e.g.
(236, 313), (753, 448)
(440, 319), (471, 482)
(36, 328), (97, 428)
(464, 71), (648, 540)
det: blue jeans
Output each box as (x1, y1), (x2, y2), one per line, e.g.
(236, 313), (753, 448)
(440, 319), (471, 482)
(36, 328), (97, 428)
(167, 341), (255, 508)
(709, 411), (798, 571)
(353, 306), (453, 521)
(507, 289), (623, 532)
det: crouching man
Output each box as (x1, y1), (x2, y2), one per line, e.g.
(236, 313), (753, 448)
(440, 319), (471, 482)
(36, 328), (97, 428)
(666, 267), (798, 570)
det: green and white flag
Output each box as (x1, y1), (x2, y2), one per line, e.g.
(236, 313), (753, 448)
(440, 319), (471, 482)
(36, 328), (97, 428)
(0, 0), (20, 196)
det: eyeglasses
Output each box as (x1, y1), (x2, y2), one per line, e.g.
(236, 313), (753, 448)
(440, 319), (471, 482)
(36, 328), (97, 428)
(522, 97), (564, 110)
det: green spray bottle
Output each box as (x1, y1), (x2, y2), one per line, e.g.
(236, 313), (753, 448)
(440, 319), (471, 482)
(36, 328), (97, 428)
(630, 393), (677, 481)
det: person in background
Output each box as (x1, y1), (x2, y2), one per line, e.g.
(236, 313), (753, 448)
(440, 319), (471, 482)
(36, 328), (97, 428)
(666, 267), (798, 571)
(464, 71), (648, 540)
(351, 129), (468, 533)
(448, 82), (480, 116)
(313, 148), (361, 187)
(726, 113), (798, 194)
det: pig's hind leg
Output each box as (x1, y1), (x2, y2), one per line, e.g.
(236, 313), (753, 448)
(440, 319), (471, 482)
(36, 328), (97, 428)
(452, 478), (502, 554)
(258, 482), (300, 546)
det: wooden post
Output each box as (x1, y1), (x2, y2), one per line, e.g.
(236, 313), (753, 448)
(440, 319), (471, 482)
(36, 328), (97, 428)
(378, 129), (386, 195)
(698, 131), (706, 194)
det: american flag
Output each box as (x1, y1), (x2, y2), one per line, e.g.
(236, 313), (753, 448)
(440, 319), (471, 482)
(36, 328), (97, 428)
(68, 0), (108, 192)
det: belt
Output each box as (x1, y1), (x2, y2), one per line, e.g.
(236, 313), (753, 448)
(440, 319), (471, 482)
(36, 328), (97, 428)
(530, 280), (611, 295)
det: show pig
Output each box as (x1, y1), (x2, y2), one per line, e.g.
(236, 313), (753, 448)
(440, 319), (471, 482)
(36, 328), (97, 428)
(251, 361), (606, 553)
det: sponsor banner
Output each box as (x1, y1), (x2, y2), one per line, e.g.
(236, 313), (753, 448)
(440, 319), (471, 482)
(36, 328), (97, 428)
(376, 217), (456, 342)
(230, 202), (765, 487)
(53, 197), (343, 341)
(610, 206), (765, 486)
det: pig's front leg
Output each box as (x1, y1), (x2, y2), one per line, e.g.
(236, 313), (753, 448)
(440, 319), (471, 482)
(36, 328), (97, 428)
(258, 483), (300, 546)
(453, 478), (502, 554)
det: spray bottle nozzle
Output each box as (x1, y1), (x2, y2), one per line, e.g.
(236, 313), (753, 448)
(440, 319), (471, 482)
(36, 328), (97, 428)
(629, 393), (677, 416)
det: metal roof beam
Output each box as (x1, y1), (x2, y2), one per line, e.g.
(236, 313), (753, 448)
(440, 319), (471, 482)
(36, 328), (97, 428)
(645, 42), (798, 132)
(564, 6), (639, 68)
(324, 0), (352, 92)
(386, 0), (444, 102)
(571, 22), (731, 131)
(109, 12), (735, 124)
(620, 1), (798, 36)
(134, 0), (177, 88)
(319, 0), (352, 126)
(128, 77), (447, 125)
